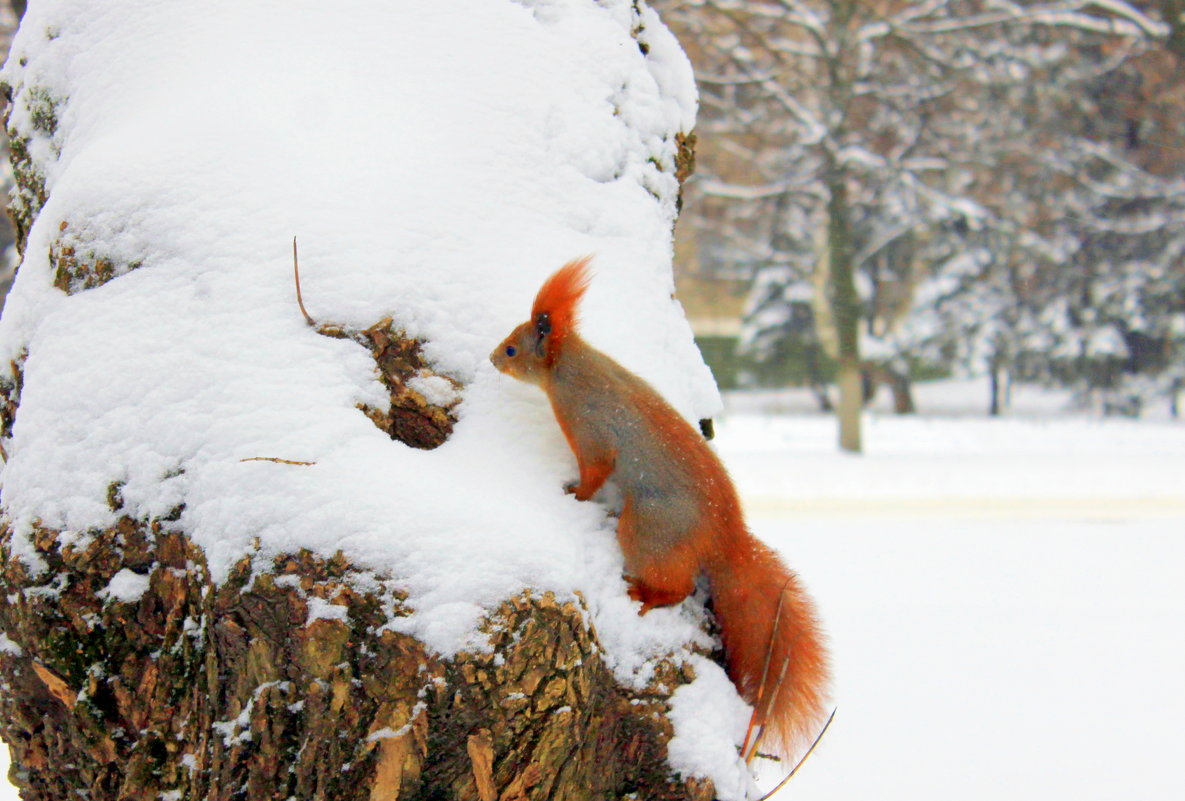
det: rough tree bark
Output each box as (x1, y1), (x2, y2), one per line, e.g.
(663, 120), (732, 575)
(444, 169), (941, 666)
(0, 4), (717, 800)
(0, 519), (712, 801)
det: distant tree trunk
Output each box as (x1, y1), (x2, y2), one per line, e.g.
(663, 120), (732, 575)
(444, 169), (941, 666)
(826, 171), (863, 453)
(864, 363), (915, 415)
(810, 382), (833, 413)
(988, 357), (1005, 417)
(804, 343), (833, 412)
(987, 336), (1017, 417)
(889, 375), (915, 415)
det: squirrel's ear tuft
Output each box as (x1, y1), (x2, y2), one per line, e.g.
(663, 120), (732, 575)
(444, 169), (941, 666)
(531, 256), (593, 360)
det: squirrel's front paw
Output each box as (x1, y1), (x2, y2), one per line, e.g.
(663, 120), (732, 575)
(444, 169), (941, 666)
(563, 480), (578, 495)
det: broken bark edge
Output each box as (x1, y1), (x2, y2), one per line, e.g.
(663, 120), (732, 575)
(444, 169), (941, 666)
(0, 519), (717, 801)
(317, 318), (463, 451)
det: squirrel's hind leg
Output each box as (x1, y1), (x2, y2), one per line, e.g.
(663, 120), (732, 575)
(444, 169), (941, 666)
(617, 498), (697, 615)
(626, 578), (694, 615)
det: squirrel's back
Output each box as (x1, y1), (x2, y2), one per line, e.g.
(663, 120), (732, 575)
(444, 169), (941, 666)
(548, 336), (741, 545)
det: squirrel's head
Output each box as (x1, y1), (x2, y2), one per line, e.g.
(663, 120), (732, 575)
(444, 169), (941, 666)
(491, 256), (592, 383)
(490, 313), (553, 384)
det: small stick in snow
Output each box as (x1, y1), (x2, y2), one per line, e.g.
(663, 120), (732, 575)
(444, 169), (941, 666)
(293, 236), (316, 327)
(240, 457), (316, 466)
(754, 707), (836, 801)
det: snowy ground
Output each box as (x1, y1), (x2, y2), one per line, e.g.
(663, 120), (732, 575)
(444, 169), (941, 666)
(3, 384), (1183, 798)
(718, 392), (1184, 800)
(719, 383), (1185, 799)
(756, 516), (1184, 801)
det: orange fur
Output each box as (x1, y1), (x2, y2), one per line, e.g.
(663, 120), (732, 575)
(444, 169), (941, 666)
(491, 258), (831, 763)
(530, 256), (593, 363)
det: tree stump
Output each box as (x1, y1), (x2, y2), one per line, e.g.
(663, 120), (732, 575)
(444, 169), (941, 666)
(0, 519), (714, 800)
(0, 2), (724, 800)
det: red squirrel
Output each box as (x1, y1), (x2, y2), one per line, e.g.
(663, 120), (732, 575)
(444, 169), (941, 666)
(490, 257), (830, 761)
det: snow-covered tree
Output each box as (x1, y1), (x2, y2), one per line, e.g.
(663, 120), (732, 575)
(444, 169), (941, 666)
(1020, 41), (1185, 414)
(926, 13), (1185, 415)
(657, 0), (1172, 431)
(0, 3), (779, 800)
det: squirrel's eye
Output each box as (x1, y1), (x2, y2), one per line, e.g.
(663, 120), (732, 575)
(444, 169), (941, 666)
(505, 345), (517, 357)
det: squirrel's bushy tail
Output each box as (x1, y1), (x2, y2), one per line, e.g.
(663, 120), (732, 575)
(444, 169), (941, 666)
(707, 534), (830, 761)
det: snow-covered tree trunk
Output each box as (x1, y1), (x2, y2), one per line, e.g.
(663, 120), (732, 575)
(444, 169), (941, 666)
(0, 3), (739, 800)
